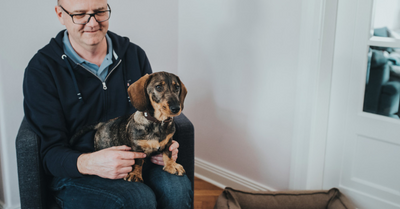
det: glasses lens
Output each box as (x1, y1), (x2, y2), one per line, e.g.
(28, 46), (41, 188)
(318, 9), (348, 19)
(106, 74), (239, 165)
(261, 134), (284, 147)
(94, 11), (110, 22)
(72, 14), (88, 24)
(72, 11), (110, 24)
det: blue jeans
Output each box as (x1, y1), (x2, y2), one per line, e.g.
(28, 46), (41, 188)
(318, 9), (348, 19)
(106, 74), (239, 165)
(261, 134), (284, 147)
(50, 161), (193, 209)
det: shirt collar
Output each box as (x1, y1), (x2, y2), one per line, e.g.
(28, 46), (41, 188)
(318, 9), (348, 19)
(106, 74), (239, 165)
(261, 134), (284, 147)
(62, 30), (115, 65)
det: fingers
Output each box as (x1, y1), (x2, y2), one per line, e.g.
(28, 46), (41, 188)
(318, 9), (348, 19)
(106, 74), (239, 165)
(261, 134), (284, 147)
(169, 140), (179, 151)
(119, 151), (146, 160)
(117, 173), (129, 179)
(151, 149), (179, 166)
(169, 141), (179, 161)
(112, 166), (133, 180)
(151, 141), (179, 165)
(107, 146), (146, 159)
(111, 145), (132, 151)
(172, 150), (178, 161)
(151, 154), (164, 165)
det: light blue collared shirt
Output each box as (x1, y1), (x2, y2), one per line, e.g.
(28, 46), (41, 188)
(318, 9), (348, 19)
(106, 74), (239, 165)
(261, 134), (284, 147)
(63, 30), (113, 81)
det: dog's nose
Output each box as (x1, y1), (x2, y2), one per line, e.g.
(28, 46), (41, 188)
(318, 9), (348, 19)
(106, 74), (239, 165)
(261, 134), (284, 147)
(170, 105), (181, 114)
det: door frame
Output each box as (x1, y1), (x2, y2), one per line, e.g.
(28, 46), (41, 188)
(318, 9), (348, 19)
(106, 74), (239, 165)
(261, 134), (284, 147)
(289, 0), (338, 190)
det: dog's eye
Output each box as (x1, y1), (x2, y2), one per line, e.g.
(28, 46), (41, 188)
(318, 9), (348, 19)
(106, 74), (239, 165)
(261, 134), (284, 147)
(175, 85), (180, 91)
(156, 85), (163, 91)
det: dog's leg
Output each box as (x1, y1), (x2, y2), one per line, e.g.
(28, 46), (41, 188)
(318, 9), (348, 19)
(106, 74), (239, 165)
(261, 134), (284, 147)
(162, 149), (185, 176)
(124, 159), (144, 182)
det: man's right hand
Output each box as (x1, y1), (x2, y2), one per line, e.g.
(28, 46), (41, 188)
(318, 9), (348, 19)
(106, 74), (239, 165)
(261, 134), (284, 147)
(77, 145), (146, 179)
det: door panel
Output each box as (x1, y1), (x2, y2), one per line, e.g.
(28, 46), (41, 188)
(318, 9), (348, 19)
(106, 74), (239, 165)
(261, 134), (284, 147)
(325, 0), (400, 208)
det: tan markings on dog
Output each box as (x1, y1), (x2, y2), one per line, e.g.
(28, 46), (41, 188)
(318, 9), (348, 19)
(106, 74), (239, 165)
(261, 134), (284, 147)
(150, 96), (171, 121)
(162, 153), (185, 176)
(124, 164), (143, 182)
(159, 133), (174, 150)
(137, 140), (160, 154)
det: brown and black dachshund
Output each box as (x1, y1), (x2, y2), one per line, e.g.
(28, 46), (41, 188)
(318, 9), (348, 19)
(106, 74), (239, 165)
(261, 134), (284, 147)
(70, 71), (187, 182)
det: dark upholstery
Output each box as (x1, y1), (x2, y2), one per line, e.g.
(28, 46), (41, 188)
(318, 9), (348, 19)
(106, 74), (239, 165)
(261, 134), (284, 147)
(364, 49), (400, 118)
(16, 114), (195, 209)
(364, 27), (400, 118)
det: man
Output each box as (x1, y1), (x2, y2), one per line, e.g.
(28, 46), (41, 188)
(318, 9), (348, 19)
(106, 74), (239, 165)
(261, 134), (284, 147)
(23, 0), (192, 208)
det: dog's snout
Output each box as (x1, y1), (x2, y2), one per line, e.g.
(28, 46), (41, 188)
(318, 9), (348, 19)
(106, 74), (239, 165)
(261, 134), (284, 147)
(170, 105), (181, 114)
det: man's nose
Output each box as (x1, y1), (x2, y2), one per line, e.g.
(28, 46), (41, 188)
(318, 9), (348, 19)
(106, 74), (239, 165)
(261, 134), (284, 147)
(86, 15), (99, 26)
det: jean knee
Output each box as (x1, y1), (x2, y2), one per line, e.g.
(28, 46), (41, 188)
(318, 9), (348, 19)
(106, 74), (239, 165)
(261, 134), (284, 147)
(51, 177), (158, 209)
(156, 175), (193, 208)
(118, 183), (157, 208)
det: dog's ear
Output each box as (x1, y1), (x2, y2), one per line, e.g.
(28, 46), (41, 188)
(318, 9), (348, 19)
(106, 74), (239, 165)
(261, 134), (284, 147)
(128, 74), (151, 111)
(177, 76), (187, 111)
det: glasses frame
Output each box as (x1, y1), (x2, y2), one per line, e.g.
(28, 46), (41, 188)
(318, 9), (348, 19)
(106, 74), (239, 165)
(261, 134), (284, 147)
(59, 4), (111, 25)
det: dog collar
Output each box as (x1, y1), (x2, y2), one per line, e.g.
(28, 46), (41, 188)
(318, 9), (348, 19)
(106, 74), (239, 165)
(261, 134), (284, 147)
(143, 111), (172, 123)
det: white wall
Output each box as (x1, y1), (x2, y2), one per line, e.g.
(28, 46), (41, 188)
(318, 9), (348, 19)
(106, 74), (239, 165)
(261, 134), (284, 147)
(178, 0), (302, 190)
(0, 1), (179, 208)
(373, 0), (400, 30)
(108, 0), (179, 74)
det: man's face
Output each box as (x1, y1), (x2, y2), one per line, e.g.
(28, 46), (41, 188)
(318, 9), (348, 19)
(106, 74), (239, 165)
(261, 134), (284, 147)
(56, 0), (109, 50)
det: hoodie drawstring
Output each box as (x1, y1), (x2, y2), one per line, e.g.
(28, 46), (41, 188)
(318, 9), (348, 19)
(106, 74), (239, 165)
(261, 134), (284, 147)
(121, 61), (132, 104)
(62, 54), (84, 103)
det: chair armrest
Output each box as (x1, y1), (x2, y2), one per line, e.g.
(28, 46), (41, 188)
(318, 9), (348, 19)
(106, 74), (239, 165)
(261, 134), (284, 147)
(378, 81), (400, 117)
(15, 117), (48, 209)
(173, 113), (195, 190)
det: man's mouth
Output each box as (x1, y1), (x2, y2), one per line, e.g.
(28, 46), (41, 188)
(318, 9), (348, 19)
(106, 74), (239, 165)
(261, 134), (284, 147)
(83, 28), (101, 33)
(85, 30), (98, 33)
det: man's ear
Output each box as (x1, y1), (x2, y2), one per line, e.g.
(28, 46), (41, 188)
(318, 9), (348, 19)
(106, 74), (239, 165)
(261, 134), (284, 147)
(55, 5), (65, 25)
(128, 74), (151, 111)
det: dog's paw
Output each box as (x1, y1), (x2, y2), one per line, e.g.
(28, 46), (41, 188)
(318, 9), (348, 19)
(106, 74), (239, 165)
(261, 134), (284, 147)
(163, 163), (185, 176)
(124, 172), (144, 182)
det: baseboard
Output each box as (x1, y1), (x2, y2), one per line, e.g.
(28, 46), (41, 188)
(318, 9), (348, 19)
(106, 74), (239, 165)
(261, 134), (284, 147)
(195, 158), (275, 191)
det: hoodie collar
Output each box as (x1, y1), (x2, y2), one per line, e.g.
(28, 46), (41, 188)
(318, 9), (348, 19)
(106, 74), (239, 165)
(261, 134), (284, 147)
(40, 30), (130, 67)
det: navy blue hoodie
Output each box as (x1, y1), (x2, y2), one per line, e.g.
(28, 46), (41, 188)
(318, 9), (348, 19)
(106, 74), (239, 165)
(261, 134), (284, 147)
(23, 30), (152, 178)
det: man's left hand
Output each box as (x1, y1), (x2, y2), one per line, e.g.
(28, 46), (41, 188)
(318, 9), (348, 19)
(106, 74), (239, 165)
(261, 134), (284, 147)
(151, 140), (179, 166)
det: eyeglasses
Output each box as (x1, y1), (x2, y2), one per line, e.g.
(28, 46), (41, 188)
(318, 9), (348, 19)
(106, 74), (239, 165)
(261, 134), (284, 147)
(59, 4), (111, 25)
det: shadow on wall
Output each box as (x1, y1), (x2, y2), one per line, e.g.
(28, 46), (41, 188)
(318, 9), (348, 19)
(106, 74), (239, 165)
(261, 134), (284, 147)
(0, 141), (4, 204)
(0, 58), (6, 205)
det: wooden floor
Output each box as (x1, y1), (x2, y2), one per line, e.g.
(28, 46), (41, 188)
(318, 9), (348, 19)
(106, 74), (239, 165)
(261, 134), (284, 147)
(194, 177), (224, 209)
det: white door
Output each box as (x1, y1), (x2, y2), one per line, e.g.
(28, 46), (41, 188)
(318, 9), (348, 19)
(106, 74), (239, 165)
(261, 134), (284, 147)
(324, 0), (400, 209)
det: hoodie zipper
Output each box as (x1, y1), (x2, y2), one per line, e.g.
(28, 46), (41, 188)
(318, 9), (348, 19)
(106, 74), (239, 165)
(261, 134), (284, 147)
(76, 59), (122, 121)
(77, 59), (122, 90)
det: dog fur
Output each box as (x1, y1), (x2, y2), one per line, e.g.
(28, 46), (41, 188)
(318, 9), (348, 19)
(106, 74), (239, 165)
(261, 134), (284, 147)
(70, 71), (187, 182)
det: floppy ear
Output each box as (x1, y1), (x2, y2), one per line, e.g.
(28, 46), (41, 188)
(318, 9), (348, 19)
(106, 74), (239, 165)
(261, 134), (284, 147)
(128, 74), (151, 111)
(177, 77), (188, 111)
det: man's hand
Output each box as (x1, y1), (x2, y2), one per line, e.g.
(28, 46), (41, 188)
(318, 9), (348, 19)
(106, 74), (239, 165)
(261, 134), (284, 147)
(77, 145), (146, 179)
(151, 140), (179, 166)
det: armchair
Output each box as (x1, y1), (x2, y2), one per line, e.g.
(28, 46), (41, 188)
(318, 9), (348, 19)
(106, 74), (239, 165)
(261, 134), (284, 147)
(16, 114), (194, 209)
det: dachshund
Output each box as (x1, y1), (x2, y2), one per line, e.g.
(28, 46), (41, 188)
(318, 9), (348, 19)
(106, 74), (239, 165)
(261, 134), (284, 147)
(70, 71), (187, 182)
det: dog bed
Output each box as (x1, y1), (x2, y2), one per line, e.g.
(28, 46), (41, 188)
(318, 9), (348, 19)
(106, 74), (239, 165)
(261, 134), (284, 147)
(214, 187), (356, 209)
